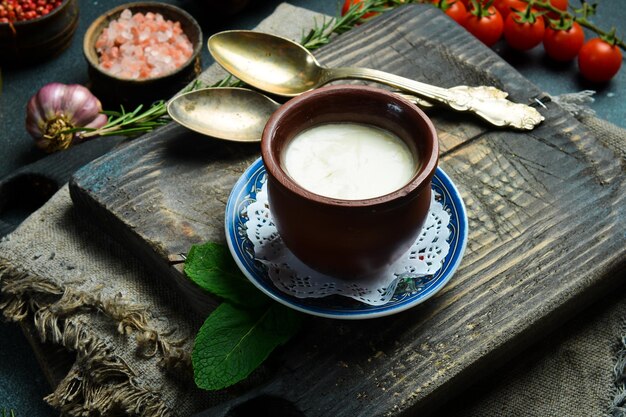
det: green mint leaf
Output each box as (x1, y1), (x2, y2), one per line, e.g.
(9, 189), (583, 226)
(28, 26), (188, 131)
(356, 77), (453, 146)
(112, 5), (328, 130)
(193, 302), (302, 391)
(184, 242), (267, 308)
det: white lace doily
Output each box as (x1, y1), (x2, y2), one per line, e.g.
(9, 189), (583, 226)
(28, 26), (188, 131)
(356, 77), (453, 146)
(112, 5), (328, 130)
(245, 181), (451, 306)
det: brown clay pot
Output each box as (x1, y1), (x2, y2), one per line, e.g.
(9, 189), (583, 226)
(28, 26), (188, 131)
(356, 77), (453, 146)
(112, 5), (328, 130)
(261, 85), (439, 279)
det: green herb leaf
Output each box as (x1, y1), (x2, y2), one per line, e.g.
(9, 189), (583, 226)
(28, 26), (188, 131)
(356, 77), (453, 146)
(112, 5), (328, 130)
(193, 302), (302, 390)
(184, 242), (268, 308)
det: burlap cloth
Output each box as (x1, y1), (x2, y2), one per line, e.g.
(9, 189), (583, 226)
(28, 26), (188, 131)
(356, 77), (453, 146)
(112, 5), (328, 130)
(1, 4), (625, 416)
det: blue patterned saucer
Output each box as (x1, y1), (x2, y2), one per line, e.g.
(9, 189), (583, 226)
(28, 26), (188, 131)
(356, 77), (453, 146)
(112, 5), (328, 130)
(225, 157), (467, 320)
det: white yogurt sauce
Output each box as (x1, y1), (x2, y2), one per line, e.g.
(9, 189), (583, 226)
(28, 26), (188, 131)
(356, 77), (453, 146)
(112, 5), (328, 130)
(283, 123), (416, 200)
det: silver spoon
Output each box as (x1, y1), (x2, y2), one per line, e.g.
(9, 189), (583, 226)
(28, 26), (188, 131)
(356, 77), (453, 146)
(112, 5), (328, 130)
(167, 87), (279, 142)
(167, 87), (432, 142)
(208, 30), (544, 130)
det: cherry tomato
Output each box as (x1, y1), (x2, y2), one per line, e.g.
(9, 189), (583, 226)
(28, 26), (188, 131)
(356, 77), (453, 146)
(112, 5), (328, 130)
(341, 0), (378, 19)
(578, 38), (623, 82)
(543, 21), (584, 61)
(503, 9), (545, 50)
(465, 4), (503, 46)
(432, 0), (468, 25)
(494, 0), (526, 21)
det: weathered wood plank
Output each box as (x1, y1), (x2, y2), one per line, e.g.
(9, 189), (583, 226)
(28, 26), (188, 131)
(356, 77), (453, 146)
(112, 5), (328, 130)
(70, 124), (260, 315)
(69, 4), (625, 416)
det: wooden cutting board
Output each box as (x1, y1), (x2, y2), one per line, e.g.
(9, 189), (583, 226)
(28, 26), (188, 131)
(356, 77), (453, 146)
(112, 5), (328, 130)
(69, 5), (625, 416)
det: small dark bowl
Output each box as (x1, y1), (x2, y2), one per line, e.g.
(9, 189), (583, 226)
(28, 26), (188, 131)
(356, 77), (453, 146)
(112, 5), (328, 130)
(261, 85), (439, 279)
(83, 2), (202, 107)
(0, 0), (79, 66)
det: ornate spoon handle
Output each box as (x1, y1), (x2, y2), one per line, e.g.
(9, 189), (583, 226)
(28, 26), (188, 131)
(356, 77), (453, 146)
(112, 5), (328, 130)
(324, 66), (544, 130)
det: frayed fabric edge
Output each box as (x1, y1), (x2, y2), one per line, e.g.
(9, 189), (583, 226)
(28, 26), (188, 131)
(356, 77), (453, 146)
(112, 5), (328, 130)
(610, 318), (626, 417)
(0, 260), (190, 417)
(550, 90), (596, 119)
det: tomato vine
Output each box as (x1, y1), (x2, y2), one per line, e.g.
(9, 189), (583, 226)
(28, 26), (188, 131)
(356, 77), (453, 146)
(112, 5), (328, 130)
(519, 0), (624, 50)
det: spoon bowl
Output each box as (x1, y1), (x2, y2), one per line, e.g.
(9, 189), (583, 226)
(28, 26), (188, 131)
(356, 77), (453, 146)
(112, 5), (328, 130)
(208, 30), (323, 97)
(167, 87), (280, 142)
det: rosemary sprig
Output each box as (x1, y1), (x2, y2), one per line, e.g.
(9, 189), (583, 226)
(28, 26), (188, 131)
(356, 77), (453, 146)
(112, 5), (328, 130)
(59, 101), (169, 139)
(60, 77), (244, 139)
(183, 74), (244, 92)
(301, 0), (410, 50)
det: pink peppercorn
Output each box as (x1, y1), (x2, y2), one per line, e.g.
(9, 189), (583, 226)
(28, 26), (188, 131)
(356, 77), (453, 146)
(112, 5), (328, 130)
(0, 0), (61, 22)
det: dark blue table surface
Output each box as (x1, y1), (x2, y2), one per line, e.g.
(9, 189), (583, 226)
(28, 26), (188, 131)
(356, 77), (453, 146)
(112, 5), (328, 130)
(0, 0), (624, 415)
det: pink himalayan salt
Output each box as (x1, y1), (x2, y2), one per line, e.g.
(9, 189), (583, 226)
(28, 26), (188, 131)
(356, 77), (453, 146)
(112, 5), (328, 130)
(95, 9), (194, 80)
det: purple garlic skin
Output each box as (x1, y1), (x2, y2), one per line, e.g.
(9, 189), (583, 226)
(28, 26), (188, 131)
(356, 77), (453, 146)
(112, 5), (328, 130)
(25, 83), (108, 153)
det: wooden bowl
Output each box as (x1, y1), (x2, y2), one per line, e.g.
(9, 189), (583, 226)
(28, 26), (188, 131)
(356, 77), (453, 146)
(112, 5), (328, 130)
(83, 2), (202, 107)
(0, 0), (79, 66)
(261, 85), (439, 279)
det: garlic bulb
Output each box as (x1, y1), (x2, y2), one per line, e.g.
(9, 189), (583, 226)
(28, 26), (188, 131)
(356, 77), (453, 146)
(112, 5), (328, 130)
(25, 83), (108, 153)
